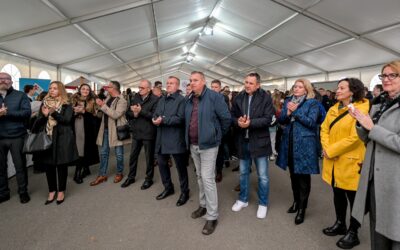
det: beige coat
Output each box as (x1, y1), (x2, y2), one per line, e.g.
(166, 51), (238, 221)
(96, 95), (131, 147)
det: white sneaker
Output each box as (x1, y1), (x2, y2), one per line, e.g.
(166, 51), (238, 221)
(257, 205), (268, 219)
(232, 200), (248, 212)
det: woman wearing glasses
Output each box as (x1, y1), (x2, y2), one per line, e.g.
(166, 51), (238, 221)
(320, 78), (369, 249)
(351, 60), (400, 249)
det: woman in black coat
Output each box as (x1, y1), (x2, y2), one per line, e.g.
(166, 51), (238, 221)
(71, 84), (100, 184)
(32, 81), (79, 205)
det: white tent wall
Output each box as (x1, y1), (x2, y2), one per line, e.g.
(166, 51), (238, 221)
(30, 61), (57, 80)
(0, 53), (30, 79)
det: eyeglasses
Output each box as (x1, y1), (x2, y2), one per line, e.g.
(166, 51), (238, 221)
(0, 78), (11, 81)
(378, 73), (399, 80)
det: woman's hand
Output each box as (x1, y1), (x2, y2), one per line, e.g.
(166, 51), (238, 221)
(41, 105), (50, 117)
(349, 107), (374, 130)
(287, 102), (299, 116)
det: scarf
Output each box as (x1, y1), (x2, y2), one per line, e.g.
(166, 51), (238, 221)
(290, 94), (306, 104)
(371, 92), (400, 124)
(43, 96), (62, 137)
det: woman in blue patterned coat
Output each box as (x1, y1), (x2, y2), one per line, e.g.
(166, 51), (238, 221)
(277, 78), (321, 225)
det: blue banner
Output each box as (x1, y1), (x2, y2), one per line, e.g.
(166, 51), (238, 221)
(19, 78), (51, 99)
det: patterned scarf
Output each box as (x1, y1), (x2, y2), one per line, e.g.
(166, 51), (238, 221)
(43, 96), (62, 137)
(290, 94), (306, 104)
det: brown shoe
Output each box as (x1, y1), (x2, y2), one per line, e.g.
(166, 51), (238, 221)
(114, 174), (123, 183)
(191, 206), (207, 219)
(202, 220), (218, 235)
(90, 176), (107, 186)
(234, 184), (240, 192)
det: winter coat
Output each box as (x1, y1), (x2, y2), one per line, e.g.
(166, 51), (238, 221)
(154, 92), (186, 154)
(352, 95), (400, 241)
(32, 104), (79, 166)
(184, 87), (231, 150)
(126, 93), (159, 141)
(231, 89), (274, 158)
(276, 97), (320, 174)
(320, 99), (369, 191)
(96, 95), (130, 147)
(0, 87), (31, 139)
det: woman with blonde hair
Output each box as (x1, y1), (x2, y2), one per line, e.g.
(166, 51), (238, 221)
(320, 78), (369, 249)
(70, 83), (100, 184)
(277, 78), (321, 225)
(351, 60), (400, 249)
(32, 81), (78, 205)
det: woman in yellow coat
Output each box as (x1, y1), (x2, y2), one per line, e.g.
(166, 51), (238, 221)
(320, 78), (370, 249)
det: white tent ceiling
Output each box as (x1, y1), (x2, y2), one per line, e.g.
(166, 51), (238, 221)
(0, 0), (399, 87)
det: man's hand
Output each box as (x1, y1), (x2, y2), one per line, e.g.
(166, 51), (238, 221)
(96, 99), (104, 107)
(152, 116), (163, 126)
(238, 115), (250, 128)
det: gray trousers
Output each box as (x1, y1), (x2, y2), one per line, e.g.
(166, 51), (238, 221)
(370, 180), (400, 250)
(190, 145), (219, 220)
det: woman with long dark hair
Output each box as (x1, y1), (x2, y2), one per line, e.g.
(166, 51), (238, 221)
(70, 84), (100, 184)
(32, 81), (79, 205)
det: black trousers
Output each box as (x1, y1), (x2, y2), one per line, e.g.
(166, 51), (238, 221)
(333, 187), (360, 230)
(0, 137), (28, 197)
(158, 153), (189, 194)
(46, 165), (68, 192)
(216, 143), (224, 175)
(289, 170), (311, 209)
(369, 179), (400, 250)
(128, 138), (155, 181)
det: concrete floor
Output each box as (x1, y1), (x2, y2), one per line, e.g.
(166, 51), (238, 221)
(0, 147), (371, 250)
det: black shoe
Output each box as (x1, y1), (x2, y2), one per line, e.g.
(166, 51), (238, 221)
(295, 209), (305, 225)
(19, 193), (30, 204)
(224, 161), (230, 168)
(121, 178), (135, 188)
(176, 191), (190, 206)
(202, 220), (218, 235)
(141, 180), (153, 190)
(323, 220), (347, 236)
(287, 202), (298, 213)
(0, 195), (10, 204)
(191, 206), (207, 219)
(74, 167), (83, 184)
(56, 199), (65, 205)
(81, 166), (91, 179)
(45, 197), (56, 205)
(156, 189), (175, 200)
(336, 230), (360, 249)
(232, 166), (239, 172)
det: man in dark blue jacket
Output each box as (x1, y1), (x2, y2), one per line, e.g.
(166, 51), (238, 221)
(152, 76), (189, 206)
(0, 72), (31, 204)
(231, 73), (274, 219)
(185, 71), (231, 235)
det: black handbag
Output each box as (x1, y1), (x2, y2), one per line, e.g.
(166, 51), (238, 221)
(115, 120), (130, 141)
(23, 131), (52, 153)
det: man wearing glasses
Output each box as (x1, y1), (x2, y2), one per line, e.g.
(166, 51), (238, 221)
(0, 72), (31, 204)
(122, 79), (159, 190)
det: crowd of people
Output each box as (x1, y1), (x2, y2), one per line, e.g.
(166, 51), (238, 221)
(0, 60), (399, 249)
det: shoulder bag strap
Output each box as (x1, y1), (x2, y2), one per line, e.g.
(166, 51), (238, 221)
(329, 110), (349, 130)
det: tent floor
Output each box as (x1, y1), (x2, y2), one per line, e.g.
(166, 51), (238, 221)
(1, 146), (371, 249)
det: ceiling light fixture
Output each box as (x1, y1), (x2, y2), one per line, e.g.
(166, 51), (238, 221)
(186, 52), (196, 63)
